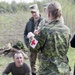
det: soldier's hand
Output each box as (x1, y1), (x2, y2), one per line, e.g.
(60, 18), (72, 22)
(34, 29), (39, 35)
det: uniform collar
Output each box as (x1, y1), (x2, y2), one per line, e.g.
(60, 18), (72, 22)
(49, 20), (60, 25)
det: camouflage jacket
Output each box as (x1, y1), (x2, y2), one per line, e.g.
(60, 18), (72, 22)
(35, 20), (71, 75)
(38, 18), (48, 30)
(24, 17), (43, 48)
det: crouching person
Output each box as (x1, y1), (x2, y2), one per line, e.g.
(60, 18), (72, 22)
(2, 51), (31, 75)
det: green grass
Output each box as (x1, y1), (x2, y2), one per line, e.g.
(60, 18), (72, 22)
(67, 47), (75, 75)
(0, 47), (75, 75)
(0, 56), (13, 75)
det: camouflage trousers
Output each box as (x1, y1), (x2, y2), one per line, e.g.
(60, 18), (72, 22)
(30, 52), (37, 74)
(36, 58), (70, 75)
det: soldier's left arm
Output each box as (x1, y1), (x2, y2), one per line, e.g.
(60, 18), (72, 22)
(34, 29), (47, 50)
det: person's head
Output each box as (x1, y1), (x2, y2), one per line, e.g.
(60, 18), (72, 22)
(29, 4), (40, 19)
(46, 1), (62, 21)
(44, 3), (49, 14)
(13, 51), (24, 67)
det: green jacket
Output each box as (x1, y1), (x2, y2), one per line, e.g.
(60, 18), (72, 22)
(35, 20), (71, 75)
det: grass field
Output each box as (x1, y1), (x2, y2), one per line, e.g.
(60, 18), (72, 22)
(0, 47), (75, 75)
(67, 47), (75, 75)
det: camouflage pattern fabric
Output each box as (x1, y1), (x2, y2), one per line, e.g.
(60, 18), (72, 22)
(33, 20), (70, 75)
(37, 56), (70, 75)
(38, 18), (48, 30)
(13, 41), (25, 51)
(38, 16), (64, 31)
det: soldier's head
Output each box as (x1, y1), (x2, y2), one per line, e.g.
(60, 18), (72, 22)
(46, 1), (62, 21)
(13, 51), (24, 67)
(29, 4), (40, 19)
(44, 3), (49, 13)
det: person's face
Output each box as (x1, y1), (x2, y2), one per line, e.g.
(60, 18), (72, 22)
(31, 11), (39, 19)
(13, 53), (24, 67)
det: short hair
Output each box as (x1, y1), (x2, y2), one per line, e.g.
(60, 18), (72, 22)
(47, 1), (62, 19)
(13, 50), (28, 59)
(13, 51), (23, 58)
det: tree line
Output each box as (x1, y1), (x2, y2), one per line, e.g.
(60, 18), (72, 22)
(0, 1), (44, 13)
(0, 0), (75, 13)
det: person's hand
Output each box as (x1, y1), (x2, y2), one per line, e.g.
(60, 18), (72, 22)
(27, 32), (35, 39)
(34, 29), (39, 35)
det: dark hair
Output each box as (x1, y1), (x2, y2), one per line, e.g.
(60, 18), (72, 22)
(13, 50), (28, 59)
(13, 51), (23, 58)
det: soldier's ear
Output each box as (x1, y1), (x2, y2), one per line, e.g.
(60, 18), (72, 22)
(48, 13), (50, 18)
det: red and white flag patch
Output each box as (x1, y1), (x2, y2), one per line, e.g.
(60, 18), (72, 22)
(30, 38), (38, 49)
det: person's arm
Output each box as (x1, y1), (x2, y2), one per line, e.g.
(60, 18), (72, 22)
(2, 63), (11, 75)
(24, 21), (33, 48)
(29, 28), (47, 52)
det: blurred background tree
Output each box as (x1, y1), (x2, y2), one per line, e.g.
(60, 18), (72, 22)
(0, 0), (75, 46)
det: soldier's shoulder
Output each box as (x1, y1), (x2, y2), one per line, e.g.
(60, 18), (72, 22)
(39, 18), (48, 26)
(41, 18), (47, 22)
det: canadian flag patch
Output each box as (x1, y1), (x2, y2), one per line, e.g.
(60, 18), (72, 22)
(30, 38), (38, 49)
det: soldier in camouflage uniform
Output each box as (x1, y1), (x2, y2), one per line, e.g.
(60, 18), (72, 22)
(29, 1), (71, 75)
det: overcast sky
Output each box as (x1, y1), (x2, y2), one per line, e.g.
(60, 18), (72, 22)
(0, 0), (42, 3)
